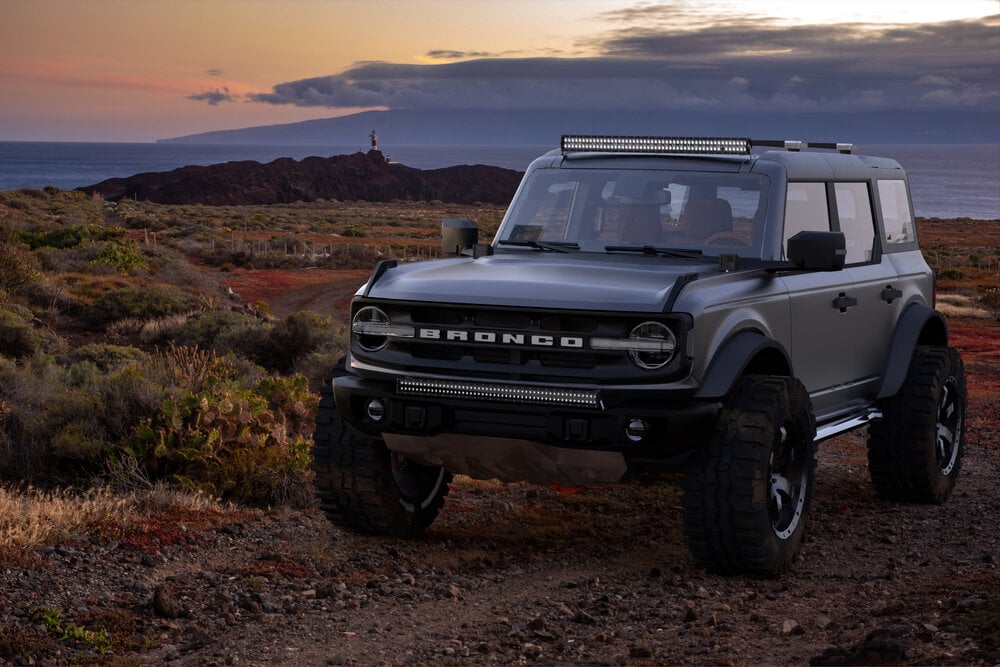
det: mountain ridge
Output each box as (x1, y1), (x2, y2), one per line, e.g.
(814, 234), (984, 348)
(157, 109), (1000, 146)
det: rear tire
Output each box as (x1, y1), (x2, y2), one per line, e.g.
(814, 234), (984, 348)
(867, 346), (966, 503)
(682, 375), (817, 576)
(311, 372), (450, 536)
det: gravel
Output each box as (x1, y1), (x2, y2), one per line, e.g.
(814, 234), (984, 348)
(1, 428), (997, 666)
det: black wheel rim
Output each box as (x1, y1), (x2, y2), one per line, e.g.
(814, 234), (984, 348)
(768, 424), (809, 540)
(936, 377), (962, 475)
(390, 452), (446, 512)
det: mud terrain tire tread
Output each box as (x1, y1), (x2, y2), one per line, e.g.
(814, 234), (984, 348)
(867, 345), (966, 504)
(312, 380), (451, 536)
(682, 375), (816, 577)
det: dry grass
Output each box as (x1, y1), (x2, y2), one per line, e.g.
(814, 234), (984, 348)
(936, 292), (994, 320)
(0, 483), (239, 547)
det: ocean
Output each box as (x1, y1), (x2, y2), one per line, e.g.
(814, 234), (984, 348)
(0, 141), (997, 220)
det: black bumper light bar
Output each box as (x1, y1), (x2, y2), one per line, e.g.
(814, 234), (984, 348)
(398, 377), (603, 409)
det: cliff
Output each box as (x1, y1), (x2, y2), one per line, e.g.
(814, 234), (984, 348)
(77, 150), (523, 206)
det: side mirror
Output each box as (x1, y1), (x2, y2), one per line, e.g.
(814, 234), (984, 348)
(441, 218), (479, 256)
(787, 231), (846, 271)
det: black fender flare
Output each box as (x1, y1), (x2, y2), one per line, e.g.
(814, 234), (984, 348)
(695, 330), (792, 400)
(877, 303), (948, 399)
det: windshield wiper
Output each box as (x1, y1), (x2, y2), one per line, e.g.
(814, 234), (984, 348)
(604, 245), (704, 259)
(496, 240), (580, 253)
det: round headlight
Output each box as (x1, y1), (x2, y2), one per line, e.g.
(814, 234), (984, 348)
(353, 306), (391, 352)
(628, 321), (677, 370)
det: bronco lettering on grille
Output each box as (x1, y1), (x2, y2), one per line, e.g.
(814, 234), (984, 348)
(417, 327), (584, 349)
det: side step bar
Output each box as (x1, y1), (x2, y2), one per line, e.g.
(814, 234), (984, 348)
(815, 408), (883, 442)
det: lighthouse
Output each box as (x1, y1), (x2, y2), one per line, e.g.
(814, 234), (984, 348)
(370, 128), (379, 152)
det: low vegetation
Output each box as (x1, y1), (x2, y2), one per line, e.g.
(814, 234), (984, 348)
(0, 186), (993, 515)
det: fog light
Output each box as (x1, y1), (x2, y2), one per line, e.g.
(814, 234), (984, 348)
(366, 399), (386, 422)
(625, 419), (649, 442)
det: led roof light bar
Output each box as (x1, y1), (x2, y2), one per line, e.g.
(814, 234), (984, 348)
(561, 135), (751, 155)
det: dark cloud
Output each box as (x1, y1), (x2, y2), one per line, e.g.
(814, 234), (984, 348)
(239, 12), (999, 113)
(425, 50), (500, 60)
(188, 87), (236, 105)
(206, 68), (223, 76)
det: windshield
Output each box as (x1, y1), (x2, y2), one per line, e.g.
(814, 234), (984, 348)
(496, 168), (768, 257)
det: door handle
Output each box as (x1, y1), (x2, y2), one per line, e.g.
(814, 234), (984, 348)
(881, 285), (903, 303)
(834, 293), (858, 312)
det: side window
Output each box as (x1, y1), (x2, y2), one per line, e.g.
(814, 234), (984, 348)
(834, 183), (876, 264)
(877, 180), (916, 245)
(782, 182), (829, 258)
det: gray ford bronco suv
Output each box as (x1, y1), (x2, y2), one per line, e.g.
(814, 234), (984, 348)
(312, 135), (966, 576)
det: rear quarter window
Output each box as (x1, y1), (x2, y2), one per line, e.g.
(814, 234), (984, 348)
(877, 180), (916, 246)
(834, 182), (876, 264)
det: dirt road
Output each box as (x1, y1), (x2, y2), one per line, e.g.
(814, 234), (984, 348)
(2, 418), (997, 665)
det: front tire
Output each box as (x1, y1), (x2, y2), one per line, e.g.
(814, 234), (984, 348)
(682, 375), (817, 576)
(312, 378), (451, 536)
(867, 346), (966, 503)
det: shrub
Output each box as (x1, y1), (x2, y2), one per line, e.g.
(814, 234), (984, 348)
(123, 373), (317, 505)
(15, 224), (125, 251)
(0, 307), (45, 358)
(214, 320), (273, 364)
(293, 338), (348, 391)
(319, 243), (382, 270)
(90, 240), (146, 274)
(85, 285), (194, 326)
(938, 268), (965, 281)
(978, 286), (1000, 320)
(147, 310), (251, 349)
(63, 343), (145, 372)
(0, 234), (41, 292)
(266, 310), (336, 372)
(0, 355), (166, 480)
(211, 310), (339, 373)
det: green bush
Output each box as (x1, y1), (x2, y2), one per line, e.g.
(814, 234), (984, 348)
(0, 307), (45, 358)
(0, 233), (41, 292)
(90, 240), (146, 274)
(0, 353), (168, 479)
(124, 373), (317, 505)
(63, 343), (145, 372)
(15, 224), (125, 251)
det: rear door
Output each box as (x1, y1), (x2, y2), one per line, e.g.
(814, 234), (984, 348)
(835, 182), (901, 399)
(780, 182), (877, 418)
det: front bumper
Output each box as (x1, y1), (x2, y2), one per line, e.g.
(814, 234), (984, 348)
(332, 368), (720, 483)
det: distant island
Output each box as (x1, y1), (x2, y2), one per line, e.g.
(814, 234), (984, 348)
(156, 109), (1000, 146)
(77, 150), (523, 206)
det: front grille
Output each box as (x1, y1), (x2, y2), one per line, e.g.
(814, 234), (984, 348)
(354, 300), (691, 383)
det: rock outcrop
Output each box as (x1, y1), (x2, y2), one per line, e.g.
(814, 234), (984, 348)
(78, 150), (523, 206)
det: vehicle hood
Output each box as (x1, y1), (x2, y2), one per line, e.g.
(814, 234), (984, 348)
(360, 252), (716, 313)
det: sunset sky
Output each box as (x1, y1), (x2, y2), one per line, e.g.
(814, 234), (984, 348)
(1, 0), (997, 142)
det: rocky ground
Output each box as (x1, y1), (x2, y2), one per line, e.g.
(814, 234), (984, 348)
(1, 396), (997, 666)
